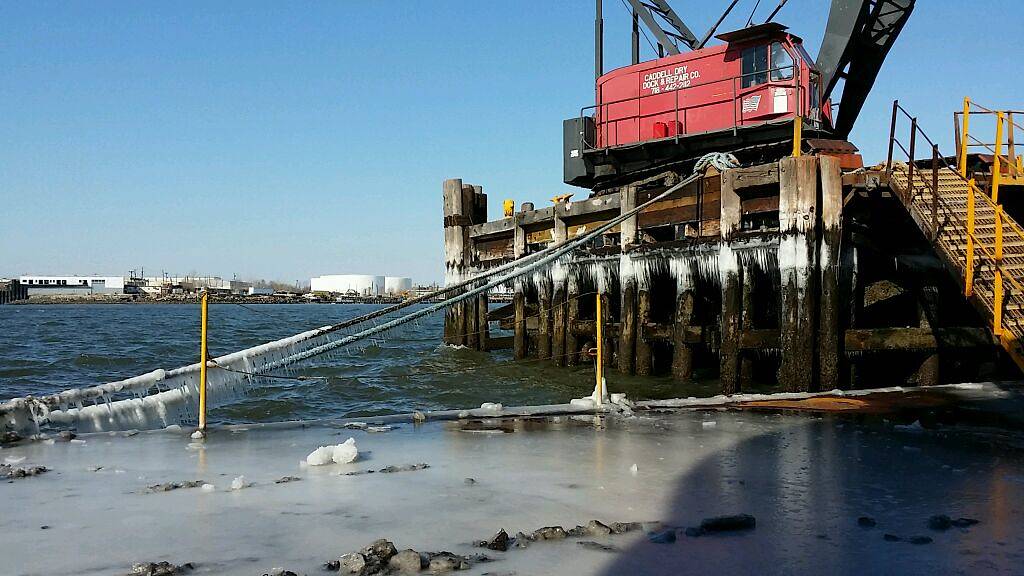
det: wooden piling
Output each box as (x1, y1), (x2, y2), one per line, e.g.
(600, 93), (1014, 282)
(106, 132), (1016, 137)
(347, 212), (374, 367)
(477, 292), (490, 351)
(600, 292), (614, 370)
(472, 185), (489, 351)
(619, 185), (638, 375)
(778, 156), (819, 392)
(740, 261), (755, 386)
(551, 214), (568, 366)
(619, 281), (636, 374)
(672, 281), (695, 381)
(442, 178), (466, 346)
(465, 288), (478, 349)
(462, 185), (479, 350)
(513, 213), (528, 360)
(818, 156), (843, 390)
(538, 283), (552, 360)
(566, 282), (580, 366)
(916, 286), (940, 386)
(719, 168), (742, 395)
(636, 288), (653, 376)
(845, 244), (862, 387)
(513, 291), (527, 360)
(552, 284), (566, 366)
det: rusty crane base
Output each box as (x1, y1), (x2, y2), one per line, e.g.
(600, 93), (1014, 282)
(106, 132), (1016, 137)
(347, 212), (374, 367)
(442, 155), (1019, 396)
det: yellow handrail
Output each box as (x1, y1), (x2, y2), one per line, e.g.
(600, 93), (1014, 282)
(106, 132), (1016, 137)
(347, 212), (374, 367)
(993, 111), (1004, 202)
(958, 98), (1021, 191)
(959, 96), (971, 176)
(966, 179), (975, 296)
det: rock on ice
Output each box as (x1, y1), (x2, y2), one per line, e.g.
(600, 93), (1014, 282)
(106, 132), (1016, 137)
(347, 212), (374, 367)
(306, 437), (359, 466)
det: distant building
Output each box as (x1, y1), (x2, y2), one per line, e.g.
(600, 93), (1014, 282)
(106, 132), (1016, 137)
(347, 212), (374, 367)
(310, 275), (385, 296)
(247, 287), (274, 296)
(19, 275), (125, 296)
(384, 277), (413, 294)
(410, 284), (441, 299)
(138, 276), (251, 295)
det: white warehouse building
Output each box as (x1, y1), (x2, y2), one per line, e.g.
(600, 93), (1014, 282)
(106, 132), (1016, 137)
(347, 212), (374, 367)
(310, 274), (385, 296)
(384, 277), (412, 294)
(19, 275), (125, 296)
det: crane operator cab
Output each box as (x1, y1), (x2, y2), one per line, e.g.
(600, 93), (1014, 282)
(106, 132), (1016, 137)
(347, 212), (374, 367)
(564, 23), (840, 188)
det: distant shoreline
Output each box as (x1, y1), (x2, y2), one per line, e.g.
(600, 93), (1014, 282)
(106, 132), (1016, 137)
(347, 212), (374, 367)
(6, 294), (410, 306)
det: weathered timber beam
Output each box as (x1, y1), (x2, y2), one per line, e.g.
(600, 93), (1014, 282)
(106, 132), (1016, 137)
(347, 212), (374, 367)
(570, 320), (701, 343)
(468, 218), (514, 239)
(560, 195), (620, 221)
(844, 327), (993, 351)
(730, 162), (779, 190)
(520, 206), (556, 228)
(548, 323), (992, 355)
(638, 191), (721, 229)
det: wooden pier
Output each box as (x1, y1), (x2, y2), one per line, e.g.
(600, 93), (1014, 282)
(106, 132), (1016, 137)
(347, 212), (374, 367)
(0, 280), (27, 305)
(443, 153), (1013, 393)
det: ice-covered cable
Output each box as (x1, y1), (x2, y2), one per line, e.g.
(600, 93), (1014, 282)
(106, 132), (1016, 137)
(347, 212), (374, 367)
(0, 154), (737, 434)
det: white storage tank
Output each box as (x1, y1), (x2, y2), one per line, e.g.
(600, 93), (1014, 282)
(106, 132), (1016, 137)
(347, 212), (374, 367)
(310, 274), (384, 296)
(384, 277), (412, 294)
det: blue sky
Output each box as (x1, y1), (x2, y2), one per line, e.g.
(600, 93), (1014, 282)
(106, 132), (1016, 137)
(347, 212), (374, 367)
(2, 1), (1021, 285)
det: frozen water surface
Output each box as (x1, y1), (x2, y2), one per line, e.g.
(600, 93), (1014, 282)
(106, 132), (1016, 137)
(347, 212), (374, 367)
(2, 411), (1023, 575)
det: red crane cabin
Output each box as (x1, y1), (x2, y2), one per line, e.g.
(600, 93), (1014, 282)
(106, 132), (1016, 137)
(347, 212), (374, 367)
(593, 23), (831, 150)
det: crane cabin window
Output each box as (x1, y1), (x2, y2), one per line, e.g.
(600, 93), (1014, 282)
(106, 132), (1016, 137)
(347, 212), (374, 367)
(770, 42), (794, 81)
(743, 42), (794, 88)
(741, 44), (768, 87)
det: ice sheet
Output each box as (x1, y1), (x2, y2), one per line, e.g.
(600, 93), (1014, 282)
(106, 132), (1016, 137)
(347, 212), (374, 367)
(2, 411), (1023, 575)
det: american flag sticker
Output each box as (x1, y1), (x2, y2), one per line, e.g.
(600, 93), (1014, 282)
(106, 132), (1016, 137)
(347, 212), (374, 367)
(742, 95), (761, 113)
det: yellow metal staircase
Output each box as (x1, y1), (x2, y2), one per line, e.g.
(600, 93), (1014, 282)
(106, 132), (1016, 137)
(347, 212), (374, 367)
(885, 99), (1024, 373)
(888, 161), (1024, 371)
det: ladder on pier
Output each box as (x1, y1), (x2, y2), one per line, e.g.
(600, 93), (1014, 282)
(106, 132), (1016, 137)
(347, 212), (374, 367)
(888, 160), (1024, 371)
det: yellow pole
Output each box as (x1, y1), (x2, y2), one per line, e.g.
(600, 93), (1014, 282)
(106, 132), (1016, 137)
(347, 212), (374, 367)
(199, 290), (209, 432)
(959, 97), (971, 177)
(966, 179), (976, 297)
(1009, 112), (1018, 178)
(993, 112), (1004, 203)
(792, 116), (802, 158)
(595, 293), (604, 405)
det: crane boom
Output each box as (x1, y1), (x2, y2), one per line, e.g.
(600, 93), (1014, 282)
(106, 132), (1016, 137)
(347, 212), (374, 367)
(625, 0), (698, 54)
(816, 0), (915, 138)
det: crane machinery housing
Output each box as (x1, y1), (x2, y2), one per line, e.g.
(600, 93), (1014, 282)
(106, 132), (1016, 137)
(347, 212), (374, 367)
(564, 0), (915, 189)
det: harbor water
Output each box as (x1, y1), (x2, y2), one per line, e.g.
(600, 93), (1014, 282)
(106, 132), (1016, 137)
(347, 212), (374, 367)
(0, 303), (718, 422)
